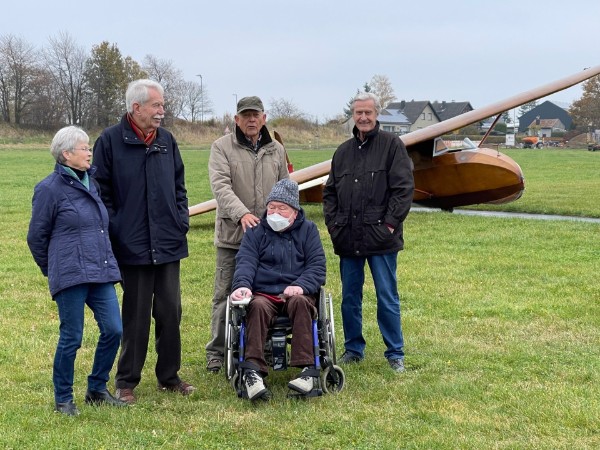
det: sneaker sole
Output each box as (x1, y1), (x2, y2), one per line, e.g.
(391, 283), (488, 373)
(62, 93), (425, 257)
(248, 388), (270, 401)
(287, 381), (313, 394)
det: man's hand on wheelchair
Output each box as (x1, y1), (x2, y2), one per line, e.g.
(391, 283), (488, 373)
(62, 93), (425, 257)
(231, 287), (253, 301)
(283, 285), (303, 298)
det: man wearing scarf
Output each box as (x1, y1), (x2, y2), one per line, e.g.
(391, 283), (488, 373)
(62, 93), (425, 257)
(93, 79), (194, 404)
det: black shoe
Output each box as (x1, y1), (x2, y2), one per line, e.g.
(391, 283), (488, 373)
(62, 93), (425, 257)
(85, 389), (128, 407)
(339, 351), (363, 364)
(55, 401), (80, 416)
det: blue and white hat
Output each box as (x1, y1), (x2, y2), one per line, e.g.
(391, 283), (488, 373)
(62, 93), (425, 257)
(266, 179), (300, 210)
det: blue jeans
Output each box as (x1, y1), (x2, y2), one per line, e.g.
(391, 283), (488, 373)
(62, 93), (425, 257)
(340, 253), (404, 360)
(53, 283), (122, 403)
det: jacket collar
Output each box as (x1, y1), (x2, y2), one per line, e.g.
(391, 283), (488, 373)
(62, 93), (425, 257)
(235, 124), (273, 151)
(55, 162), (97, 177)
(120, 114), (168, 147)
(352, 121), (381, 144)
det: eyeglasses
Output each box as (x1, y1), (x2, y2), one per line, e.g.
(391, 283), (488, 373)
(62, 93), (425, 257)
(73, 146), (92, 153)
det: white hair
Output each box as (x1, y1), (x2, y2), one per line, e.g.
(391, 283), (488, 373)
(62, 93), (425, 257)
(351, 92), (382, 114)
(125, 79), (164, 113)
(50, 126), (89, 164)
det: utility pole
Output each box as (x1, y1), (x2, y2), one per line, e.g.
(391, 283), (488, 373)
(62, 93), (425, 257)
(196, 74), (203, 123)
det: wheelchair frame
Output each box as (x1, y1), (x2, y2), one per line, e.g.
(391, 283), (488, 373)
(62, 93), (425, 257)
(224, 288), (346, 398)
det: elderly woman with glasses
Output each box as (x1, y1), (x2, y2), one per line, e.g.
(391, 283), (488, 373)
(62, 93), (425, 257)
(27, 126), (125, 416)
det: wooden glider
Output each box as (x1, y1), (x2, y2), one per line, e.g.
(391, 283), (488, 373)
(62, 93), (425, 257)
(189, 65), (600, 216)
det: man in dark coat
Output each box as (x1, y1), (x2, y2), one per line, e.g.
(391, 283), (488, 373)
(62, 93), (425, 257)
(93, 79), (194, 403)
(323, 92), (414, 373)
(230, 179), (326, 400)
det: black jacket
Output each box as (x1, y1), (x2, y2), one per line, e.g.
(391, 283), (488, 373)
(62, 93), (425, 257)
(323, 122), (414, 257)
(92, 115), (189, 265)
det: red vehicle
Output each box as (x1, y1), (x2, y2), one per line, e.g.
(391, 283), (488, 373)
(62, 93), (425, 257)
(522, 136), (543, 149)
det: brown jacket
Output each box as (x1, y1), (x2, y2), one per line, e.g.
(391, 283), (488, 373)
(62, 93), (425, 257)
(209, 125), (288, 249)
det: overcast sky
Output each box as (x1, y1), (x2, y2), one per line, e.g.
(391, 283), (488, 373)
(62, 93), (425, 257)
(4, 0), (599, 120)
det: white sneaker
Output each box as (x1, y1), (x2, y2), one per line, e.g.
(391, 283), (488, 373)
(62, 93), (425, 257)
(288, 367), (314, 394)
(243, 370), (268, 400)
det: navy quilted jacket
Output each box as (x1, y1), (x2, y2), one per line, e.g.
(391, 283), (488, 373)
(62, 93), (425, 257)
(27, 164), (121, 297)
(232, 209), (326, 296)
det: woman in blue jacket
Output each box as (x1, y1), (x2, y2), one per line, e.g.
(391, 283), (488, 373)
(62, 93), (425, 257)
(27, 126), (125, 416)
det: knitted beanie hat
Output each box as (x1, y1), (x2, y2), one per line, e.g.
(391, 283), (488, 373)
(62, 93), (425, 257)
(266, 179), (300, 210)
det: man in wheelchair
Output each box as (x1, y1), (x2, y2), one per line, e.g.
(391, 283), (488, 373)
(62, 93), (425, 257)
(229, 179), (326, 401)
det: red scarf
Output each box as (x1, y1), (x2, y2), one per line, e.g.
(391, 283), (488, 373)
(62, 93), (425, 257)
(126, 113), (156, 146)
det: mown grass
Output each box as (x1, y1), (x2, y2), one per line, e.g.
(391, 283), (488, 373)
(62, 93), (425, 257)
(0, 147), (598, 449)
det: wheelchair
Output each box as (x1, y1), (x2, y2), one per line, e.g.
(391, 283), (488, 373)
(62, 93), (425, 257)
(224, 288), (346, 398)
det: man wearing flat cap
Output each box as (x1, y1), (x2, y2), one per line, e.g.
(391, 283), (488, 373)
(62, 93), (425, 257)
(230, 179), (326, 401)
(205, 96), (288, 373)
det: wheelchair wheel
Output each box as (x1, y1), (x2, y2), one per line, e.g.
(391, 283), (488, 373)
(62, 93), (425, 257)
(321, 364), (345, 394)
(326, 292), (338, 364)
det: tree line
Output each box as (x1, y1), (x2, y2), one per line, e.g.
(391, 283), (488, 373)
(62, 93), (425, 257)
(0, 32), (213, 130)
(2, 31), (598, 136)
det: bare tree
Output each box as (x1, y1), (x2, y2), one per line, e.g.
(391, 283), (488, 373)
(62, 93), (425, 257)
(268, 97), (305, 120)
(0, 34), (38, 124)
(142, 55), (186, 123)
(369, 74), (396, 109)
(181, 79), (213, 122)
(26, 67), (67, 127)
(42, 31), (87, 125)
(0, 52), (10, 122)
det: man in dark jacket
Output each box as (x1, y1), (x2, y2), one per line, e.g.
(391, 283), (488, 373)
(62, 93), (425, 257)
(93, 79), (194, 403)
(323, 92), (414, 373)
(230, 179), (326, 401)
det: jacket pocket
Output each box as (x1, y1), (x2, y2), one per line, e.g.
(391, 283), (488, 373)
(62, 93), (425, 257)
(217, 217), (244, 246)
(330, 212), (349, 249)
(364, 206), (396, 251)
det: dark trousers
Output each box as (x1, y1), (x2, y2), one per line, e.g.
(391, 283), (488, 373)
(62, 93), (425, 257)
(245, 294), (316, 374)
(115, 261), (182, 389)
(205, 247), (237, 361)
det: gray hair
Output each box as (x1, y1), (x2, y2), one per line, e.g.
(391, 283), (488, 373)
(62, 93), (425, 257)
(50, 126), (89, 164)
(351, 92), (382, 115)
(125, 79), (164, 113)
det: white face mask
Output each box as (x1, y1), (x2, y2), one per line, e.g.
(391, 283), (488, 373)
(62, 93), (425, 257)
(267, 213), (291, 232)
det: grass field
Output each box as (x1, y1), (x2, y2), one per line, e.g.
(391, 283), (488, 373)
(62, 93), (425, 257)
(0, 147), (599, 449)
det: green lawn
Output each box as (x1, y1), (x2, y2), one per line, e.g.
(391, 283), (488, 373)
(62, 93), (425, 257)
(0, 147), (598, 449)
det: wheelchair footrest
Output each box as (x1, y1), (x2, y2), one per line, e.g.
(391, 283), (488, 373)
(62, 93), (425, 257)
(287, 388), (323, 399)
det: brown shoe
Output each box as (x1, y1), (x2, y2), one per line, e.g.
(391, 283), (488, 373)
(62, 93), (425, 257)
(115, 388), (136, 405)
(158, 380), (196, 396)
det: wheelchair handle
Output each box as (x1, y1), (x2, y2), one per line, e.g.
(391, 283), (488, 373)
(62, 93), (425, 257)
(230, 296), (252, 307)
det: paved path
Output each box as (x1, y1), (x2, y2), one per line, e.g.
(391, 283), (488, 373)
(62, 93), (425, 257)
(411, 207), (600, 224)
